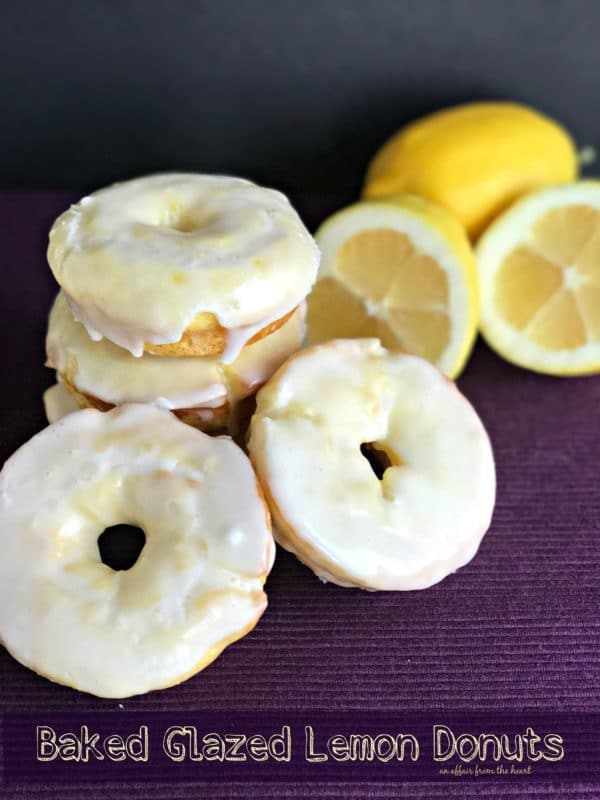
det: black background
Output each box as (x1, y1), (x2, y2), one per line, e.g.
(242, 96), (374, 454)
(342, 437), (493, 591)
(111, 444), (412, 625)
(2, 0), (599, 193)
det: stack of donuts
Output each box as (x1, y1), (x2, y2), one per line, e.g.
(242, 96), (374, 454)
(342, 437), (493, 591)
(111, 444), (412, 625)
(0, 173), (496, 699)
(43, 173), (319, 436)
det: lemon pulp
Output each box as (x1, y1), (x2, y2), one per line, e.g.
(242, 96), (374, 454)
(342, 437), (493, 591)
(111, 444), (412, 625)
(495, 205), (600, 350)
(307, 198), (479, 378)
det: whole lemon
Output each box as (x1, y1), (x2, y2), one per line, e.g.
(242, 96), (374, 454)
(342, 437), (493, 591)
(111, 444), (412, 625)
(362, 101), (578, 239)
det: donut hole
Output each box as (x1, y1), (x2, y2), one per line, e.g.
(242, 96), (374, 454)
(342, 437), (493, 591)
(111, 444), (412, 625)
(360, 441), (399, 480)
(168, 211), (202, 233)
(135, 195), (217, 234)
(157, 204), (217, 234)
(98, 524), (146, 571)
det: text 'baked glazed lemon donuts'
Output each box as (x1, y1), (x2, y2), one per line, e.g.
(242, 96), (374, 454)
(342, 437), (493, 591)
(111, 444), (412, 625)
(0, 404), (274, 698)
(47, 173), (319, 359)
(45, 292), (306, 434)
(248, 339), (496, 591)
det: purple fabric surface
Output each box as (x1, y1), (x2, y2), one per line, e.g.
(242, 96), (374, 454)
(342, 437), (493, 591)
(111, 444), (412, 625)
(0, 191), (599, 799)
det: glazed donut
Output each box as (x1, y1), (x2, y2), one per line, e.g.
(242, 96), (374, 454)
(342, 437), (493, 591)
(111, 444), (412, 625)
(47, 174), (319, 359)
(248, 339), (496, 591)
(0, 404), (274, 698)
(45, 292), (305, 434)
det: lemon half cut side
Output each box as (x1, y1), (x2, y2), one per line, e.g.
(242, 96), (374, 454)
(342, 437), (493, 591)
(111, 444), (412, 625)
(306, 195), (479, 379)
(476, 181), (600, 376)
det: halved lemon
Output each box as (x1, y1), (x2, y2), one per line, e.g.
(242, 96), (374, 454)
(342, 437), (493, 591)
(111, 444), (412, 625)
(477, 182), (600, 376)
(306, 195), (479, 378)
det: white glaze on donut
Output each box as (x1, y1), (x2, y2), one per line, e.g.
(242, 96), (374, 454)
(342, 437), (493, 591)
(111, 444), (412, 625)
(43, 381), (80, 423)
(46, 292), (305, 411)
(248, 339), (496, 591)
(0, 404), (274, 697)
(47, 174), (319, 358)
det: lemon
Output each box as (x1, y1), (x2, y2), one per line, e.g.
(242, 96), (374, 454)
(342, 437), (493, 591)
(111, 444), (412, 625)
(306, 195), (479, 378)
(363, 102), (578, 239)
(476, 181), (600, 376)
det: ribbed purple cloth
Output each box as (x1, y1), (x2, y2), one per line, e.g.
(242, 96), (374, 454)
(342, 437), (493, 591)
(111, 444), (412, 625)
(0, 191), (598, 799)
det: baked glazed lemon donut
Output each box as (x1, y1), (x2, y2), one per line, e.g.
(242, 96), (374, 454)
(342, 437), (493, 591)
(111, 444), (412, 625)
(47, 173), (319, 360)
(248, 339), (496, 590)
(0, 404), (274, 698)
(45, 292), (305, 434)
